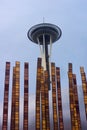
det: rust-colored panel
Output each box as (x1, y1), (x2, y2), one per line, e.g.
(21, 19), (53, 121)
(68, 63), (75, 130)
(2, 62), (10, 130)
(73, 74), (81, 130)
(35, 58), (42, 130)
(44, 70), (50, 130)
(51, 63), (58, 130)
(41, 67), (46, 130)
(15, 61), (20, 130)
(23, 62), (29, 130)
(80, 67), (87, 120)
(10, 67), (16, 130)
(68, 63), (82, 130)
(56, 67), (64, 130)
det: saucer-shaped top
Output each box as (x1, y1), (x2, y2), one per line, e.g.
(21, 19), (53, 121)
(27, 23), (62, 45)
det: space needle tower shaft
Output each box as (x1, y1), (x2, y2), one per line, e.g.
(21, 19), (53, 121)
(27, 23), (62, 90)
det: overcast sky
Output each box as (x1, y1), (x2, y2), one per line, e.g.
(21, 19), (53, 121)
(0, 0), (87, 129)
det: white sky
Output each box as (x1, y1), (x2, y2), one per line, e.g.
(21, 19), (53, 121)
(0, 0), (87, 129)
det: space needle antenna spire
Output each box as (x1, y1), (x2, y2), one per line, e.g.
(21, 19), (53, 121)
(27, 23), (62, 90)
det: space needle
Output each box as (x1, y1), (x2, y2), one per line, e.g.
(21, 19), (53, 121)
(27, 23), (62, 89)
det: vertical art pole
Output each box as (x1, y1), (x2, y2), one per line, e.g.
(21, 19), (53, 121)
(41, 66), (46, 130)
(68, 63), (75, 130)
(36, 58), (41, 130)
(2, 62), (10, 130)
(23, 63), (29, 130)
(15, 62), (20, 130)
(80, 67), (87, 120)
(73, 74), (81, 130)
(56, 67), (64, 130)
(68, 63), (82, 130)
(10, 67), (16, 130)
(44, 70), (50, 130)
(51, 63), (58, 130)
